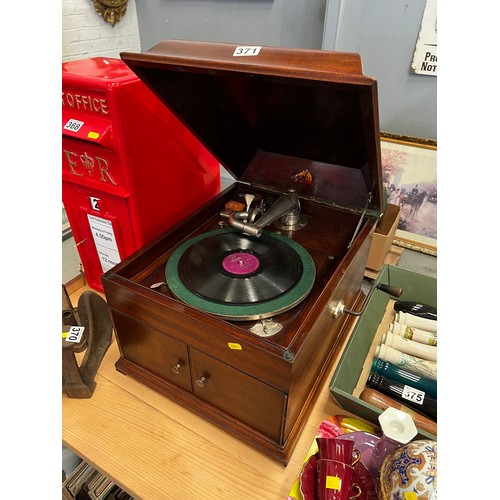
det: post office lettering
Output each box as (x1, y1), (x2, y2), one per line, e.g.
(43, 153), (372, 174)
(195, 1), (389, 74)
(62, 92), (109, 115)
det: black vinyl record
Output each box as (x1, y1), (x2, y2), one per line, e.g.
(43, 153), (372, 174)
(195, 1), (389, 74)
(177, 231), (303, 305)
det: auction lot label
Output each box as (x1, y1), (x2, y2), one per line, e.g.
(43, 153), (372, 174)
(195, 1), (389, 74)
(87, 214), (121, 272)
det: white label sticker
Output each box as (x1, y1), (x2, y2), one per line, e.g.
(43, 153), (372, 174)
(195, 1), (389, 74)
(65, 326), (85, 343)
(64, 118), (84, 132)
(402, 385), (425, 405)
(233, 46), (262, 57)
(90, 197), (101, 211)
(87, 214), (121, 273)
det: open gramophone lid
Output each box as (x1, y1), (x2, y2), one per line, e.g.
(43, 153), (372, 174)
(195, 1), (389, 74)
(165, 228), (315, 321)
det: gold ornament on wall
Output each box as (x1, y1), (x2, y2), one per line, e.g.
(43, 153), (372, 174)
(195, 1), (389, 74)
(93, 0), (128, 27)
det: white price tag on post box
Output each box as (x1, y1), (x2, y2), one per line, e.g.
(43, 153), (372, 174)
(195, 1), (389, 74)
(87, 214), (121, 273)
(63, 118), (84, 132)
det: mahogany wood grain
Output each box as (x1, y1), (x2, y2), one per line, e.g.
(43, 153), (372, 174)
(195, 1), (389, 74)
(103, 187), (376, 463)
(101, 40), (382, 464)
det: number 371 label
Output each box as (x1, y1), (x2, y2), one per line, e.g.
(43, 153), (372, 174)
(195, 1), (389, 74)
(402, 385), (425, 405)
(233, 46), (261, 57)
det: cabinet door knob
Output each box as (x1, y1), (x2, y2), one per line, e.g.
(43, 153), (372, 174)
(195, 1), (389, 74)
(171, 362), (183, 375)
(195, 375), (207, 388)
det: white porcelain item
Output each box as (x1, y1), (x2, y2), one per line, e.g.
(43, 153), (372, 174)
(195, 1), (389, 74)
(378, 408), (418, 444)
(390, 321), (437, 346)
(367, 408), (419, 482)
(375, 344), (437, 380)
(381, 332), (437, 362)
(396, 312), (437, 333)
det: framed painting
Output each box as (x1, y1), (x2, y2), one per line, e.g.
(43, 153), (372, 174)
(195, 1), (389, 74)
(381, 132), (437, 256)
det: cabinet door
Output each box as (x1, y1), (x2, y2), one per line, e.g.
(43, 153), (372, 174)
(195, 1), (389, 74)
(190, 349), (286, 443)
(112, 311), (192, 392)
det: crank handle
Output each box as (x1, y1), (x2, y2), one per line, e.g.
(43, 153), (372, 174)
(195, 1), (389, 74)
(331, 282), (403, 319)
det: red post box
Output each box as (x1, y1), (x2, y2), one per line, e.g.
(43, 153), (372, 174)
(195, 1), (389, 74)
(62, 57), (221, 291)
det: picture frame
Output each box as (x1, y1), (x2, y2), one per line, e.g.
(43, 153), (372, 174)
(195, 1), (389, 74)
(380, 132), (437, 256)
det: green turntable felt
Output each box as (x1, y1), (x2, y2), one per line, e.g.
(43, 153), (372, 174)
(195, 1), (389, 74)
(166, 228), (316, 321)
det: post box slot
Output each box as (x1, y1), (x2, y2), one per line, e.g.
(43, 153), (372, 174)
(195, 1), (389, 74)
(62, 111), (114, 150)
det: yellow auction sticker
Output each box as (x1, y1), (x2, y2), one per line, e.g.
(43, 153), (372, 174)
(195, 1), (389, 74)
(228, 343), (242, 350)
(325, 475), (341, 490)
(87, 131), (100, 139)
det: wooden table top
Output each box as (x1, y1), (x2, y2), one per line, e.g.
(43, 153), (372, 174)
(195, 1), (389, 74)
(62, 285), (359, 499)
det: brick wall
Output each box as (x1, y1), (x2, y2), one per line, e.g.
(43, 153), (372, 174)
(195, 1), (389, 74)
(62, 0), (141, 62)
(61, 0), (142, 282)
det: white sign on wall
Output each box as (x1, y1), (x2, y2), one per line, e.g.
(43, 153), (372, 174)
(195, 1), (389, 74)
(411, 0), (437, 76)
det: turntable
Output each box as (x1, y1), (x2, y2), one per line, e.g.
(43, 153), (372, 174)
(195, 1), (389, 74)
(102, 40), (385, 464)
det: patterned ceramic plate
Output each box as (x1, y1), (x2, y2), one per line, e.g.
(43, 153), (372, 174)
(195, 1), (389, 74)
(379, 440), (437, 500)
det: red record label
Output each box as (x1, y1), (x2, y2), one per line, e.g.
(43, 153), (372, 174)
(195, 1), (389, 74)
(222, 252), (260, 275)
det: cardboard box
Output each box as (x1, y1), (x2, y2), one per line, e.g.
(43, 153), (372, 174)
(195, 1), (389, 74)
(365, 203), (401, 271)
(329, 265), (437, 440)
